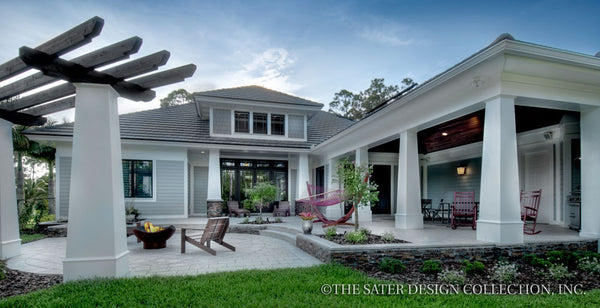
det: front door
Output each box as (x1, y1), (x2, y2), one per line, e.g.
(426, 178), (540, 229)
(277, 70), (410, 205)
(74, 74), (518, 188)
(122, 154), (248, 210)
(523, 149), (554, 224)
(371, 165), (391, 214)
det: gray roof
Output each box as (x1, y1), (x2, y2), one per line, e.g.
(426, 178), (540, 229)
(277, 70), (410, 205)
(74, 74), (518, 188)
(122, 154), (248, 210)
(194, 85), (324, 108)
(26, 103), (353, 149)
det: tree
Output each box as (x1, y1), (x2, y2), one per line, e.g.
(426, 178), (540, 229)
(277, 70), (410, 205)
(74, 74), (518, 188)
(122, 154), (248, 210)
(329, 78), (417, 120)
(12, 125), (30, 204)
(159, 89), (194, 108)
(335, 158), (379, 231)
(244, 182), (278, 217)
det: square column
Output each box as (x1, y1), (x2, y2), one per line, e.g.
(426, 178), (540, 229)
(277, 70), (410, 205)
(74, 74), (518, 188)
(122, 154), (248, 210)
(206, 149), (222, 217)
(0, 119), (21, 259)
(63, 84), (129, 281)
(477, 96), (523, 244)
(580, 107), (600, 238)
(354, 147), (372, 223)
(395, 131), (423, 229)
(297, 153), (310, 201)
(324, 157), (342, 218)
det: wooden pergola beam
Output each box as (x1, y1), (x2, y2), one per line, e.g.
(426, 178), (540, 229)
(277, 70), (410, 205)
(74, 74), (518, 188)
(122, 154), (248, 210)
(129, 64), (197, 89)
(22, 96), (75, 117)
(0, 109), (46, 126)
(0, 16), (104, 82)
(0, 36), (143, 101)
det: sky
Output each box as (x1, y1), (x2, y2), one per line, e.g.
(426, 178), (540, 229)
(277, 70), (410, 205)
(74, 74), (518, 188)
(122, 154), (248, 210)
(1, 0), (599, 122)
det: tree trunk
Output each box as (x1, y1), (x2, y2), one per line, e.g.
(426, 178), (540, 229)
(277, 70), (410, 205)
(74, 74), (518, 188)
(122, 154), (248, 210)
(354, 203), (359, 231)
(15, 152), (24, 204)
(48, 161), (55, 215)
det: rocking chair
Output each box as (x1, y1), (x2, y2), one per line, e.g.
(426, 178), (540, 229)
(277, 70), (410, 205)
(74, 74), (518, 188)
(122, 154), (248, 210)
(450, 191), (477, 230)
(181, 217), (235, 255)
(521, 189), (542, 235)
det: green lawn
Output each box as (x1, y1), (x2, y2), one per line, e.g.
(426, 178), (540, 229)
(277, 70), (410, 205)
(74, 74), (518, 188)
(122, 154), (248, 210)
(20, 233), (46, 244)
(1, 264), (598, 307)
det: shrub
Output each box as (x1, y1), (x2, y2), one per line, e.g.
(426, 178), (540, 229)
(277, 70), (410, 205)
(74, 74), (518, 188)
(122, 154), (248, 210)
(580, 251), (600, 260)
(0, 262), (5, 280)
(325, 227), (337, 239)
(344, 231), (367, 244)
(490, 261), (518, 283)
(546, 263), (573, 280)
(463, 260), (485, 276)
(378, 258), (406, 273)
(577, 256), (600, 276)
(254, 216), (264, 224)
(381, 232), (395, 242)
(241, 218), (250, 224)
(523, 254), (551, 268)
(358, 228), (371, 236)
(546, 251), (579, 267)
(439, 269), (466, 285)
(274, 218), (283, 223)
(420, 260), (442, 275)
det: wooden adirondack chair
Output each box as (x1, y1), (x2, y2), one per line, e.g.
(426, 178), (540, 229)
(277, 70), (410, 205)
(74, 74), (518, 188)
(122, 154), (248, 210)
(450, 191), (477, 230)
(227, 201), (250, 217)
(273, 201), (291, 217)
(521, 189), (542, 235)
(181, 217), (235, 255)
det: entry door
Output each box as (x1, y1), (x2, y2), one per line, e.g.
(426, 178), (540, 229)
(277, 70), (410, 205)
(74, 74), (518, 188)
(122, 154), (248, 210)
(371, 165), (391, 214)
(315, 166), (325, 194)
(193, 166), (208, 216)
(523, 150), (553, 224)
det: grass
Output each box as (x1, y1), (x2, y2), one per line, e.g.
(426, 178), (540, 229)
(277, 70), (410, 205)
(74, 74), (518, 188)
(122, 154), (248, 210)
(1, 264), (599, 307)
(20, 233), (46, 244)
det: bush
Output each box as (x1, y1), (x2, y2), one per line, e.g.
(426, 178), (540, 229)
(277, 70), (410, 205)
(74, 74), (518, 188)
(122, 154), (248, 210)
(546, 251), (579, 267)
(581, 251), (600, 260)
(254, 216), (264, 224)
(241, 218), (250, 224)
(325, 227), (337, 239)
(378, 258), (406, 273)
(463, 260), (485, 276)
(381, 232), (395, 242)
(344, 231), (367, 244)
(0, 262), (5, 280)
(546, 263), (573, 280)
(523, 254), (551, 268)
(358, 228), (371, 236)
(420, 260), (442, 275)
(439, 269), (466, 285)
(490, 261), (518, 283)
(274, 218), (283, 223)
(577, 257), (600, 276)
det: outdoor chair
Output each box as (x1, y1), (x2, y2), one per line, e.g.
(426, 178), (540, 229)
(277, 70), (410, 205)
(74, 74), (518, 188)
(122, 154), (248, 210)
(273, 201), (291, 217)
(181, 217), (235, 255)
(421, 199), (432, 220)
(227, 201), (250, 217)
(521, 189), (542, 235)
(450, 191), (477, 230)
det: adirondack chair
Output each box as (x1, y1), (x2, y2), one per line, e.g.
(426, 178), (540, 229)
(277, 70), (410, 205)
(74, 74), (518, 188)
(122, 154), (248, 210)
(181, 217), (235, 255)
(227, 201), (250, 217)
(421, 199), (433, 220)
(521, 189), (542, 235)
(450, 191), (477, 230)
(273, 201), (291, 217)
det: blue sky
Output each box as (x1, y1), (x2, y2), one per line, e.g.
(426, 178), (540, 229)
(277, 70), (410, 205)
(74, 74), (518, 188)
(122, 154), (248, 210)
(1, 0), (598, 121)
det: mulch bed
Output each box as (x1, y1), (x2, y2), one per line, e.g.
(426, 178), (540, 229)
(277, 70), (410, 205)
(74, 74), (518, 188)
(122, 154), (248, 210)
(0, 264), (62, 299)
(352, 259), (600, 292)
(239, 218), (284, 225)
(319, 234), (410, 245)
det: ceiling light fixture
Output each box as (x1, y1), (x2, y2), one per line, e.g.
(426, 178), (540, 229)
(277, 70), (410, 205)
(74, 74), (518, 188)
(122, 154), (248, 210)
(442, 132), (448, 136)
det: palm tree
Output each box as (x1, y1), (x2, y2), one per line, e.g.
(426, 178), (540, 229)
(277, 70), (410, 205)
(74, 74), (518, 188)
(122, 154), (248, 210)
(12, 125), (30, 204)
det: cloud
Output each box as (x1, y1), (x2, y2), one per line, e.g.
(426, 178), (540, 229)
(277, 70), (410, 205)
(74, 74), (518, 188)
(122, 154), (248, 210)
(358, 21), (419, 46)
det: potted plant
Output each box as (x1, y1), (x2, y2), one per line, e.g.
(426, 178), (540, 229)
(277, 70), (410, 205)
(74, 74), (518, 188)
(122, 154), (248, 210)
(244, 182), (278, 218)
(126, 206), (140, 223)
(299, 212), (317, 234)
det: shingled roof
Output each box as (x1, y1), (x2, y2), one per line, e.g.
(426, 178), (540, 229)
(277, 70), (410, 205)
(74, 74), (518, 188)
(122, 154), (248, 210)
(194, 85), (324, 108)
(26, 102), (353, 149)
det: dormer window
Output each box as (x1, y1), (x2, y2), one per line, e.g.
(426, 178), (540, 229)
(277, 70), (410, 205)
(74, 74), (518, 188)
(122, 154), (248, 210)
(271, 114), (285, 136)
(234, 111), (250, 133)
(253, 113), (268, 134)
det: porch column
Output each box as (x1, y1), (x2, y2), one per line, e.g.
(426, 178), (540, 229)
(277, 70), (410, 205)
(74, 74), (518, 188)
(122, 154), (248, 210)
(206, 149), (222, 217)
(297, 153), (310, 205)
(325, 156), (342, 218)
(477, 96), (523, 243)
(580, 107), (600, 238)
(395, 130), (423, 229)
(0, 119), (21, 259)
(355, 146), (372, 223)
(63, 84), (128, 281)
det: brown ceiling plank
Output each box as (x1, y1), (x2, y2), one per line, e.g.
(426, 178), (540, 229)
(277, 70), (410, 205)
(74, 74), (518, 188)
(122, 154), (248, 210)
(0, 37), (143, 100)
(0, 16), (104, 82)
(129, 64), (197, 89)
(23, 96), (76, 117)
(0, 109), (47, 126)
(102, 50), (170, 79)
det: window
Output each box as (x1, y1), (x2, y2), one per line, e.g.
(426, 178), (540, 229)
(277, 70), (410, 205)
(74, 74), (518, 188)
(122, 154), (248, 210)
(253, 113), (267, 134)
(234, 111), (250, 133)
(271, 114), (285, 136)
(123, 160), (153, 198)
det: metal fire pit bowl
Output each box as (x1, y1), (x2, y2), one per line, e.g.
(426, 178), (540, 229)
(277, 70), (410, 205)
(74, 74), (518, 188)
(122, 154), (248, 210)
(133, 225), (176, 249)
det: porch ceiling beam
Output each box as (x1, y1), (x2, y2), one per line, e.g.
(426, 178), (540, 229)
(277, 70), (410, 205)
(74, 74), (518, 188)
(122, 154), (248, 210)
(0, 109), (46, 126)
(101, 50), (170, 79)
(0, 36), (143, 100)
(22, 96), (75, 117)
(127, 64), (197, 89)
(0, 16), (104, 82)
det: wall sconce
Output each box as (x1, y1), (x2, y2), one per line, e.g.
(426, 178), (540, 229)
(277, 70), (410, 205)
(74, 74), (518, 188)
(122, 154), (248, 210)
(456, 166), (467, 176)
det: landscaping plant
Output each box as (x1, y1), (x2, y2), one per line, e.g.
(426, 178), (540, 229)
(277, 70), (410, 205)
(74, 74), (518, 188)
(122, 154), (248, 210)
(324, 227), (337, 239)
(463, 260), (486, 276)
(381, 232), (395, 242)
(545, 263), (573, 280)
(577, 256), (600, 276)
(344, 230), (367, 244)
(490, 260), (518, 283)
(420, 260), (442, 274)
(244, 182), (278, 216)
(335, 158), (379, 231)
(439, 269), (466, 285)
(378, 257), (406, 273)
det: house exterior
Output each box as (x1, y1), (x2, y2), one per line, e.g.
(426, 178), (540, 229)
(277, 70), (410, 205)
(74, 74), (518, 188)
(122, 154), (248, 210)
(27, 34), (600, 245)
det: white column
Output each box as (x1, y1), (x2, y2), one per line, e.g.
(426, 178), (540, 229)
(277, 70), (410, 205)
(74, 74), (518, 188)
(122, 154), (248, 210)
(297, 153), (310, 200)
(325, 157), (342, 218)
(0, 119), (21, 259)
(355, 147), (372, 223)
(395, 130), (423, 229)
(206, 149), (222, 201)
(477, 96), (523, 244)
(580, 107), (600, 238)
(63, 84), (128, 281)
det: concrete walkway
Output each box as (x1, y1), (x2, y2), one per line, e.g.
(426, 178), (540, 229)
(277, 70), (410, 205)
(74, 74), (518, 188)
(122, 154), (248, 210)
(7, 230), (322, 277)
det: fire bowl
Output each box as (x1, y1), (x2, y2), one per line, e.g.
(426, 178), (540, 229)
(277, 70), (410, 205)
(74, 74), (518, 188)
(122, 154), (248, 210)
(133, 225), (176, 249)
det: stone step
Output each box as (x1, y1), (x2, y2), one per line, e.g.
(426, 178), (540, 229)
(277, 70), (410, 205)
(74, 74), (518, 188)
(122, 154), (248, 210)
(259, 229), (297, 245)
(266, 225), (301, 235)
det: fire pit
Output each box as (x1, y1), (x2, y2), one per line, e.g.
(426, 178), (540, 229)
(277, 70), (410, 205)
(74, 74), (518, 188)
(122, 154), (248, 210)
(132, 222), (176, 249)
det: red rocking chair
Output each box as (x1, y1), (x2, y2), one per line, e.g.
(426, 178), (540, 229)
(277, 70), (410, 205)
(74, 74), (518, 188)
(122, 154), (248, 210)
(450, 191), (477, 230)
(521, 189), (542, 235)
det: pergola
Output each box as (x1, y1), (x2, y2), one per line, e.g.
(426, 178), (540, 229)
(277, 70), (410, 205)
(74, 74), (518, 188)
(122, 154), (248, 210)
(0, 16), (196, 281)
